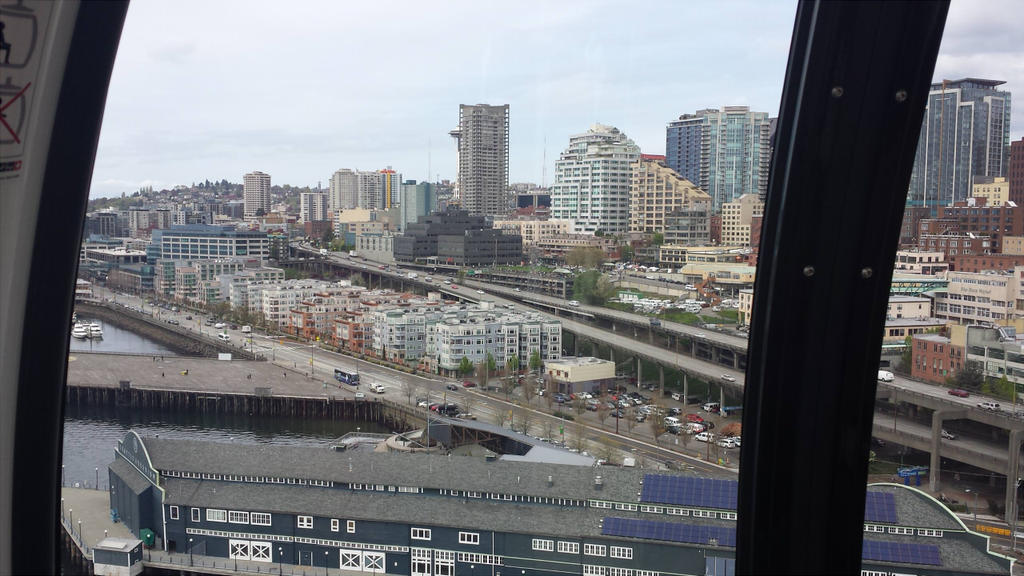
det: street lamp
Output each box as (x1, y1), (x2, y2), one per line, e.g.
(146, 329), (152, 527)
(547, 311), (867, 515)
(278, 547), (283, 574)
(324, 551), (329, 576)
(1015, 478), (1022, 553)
(95, 467), (99, 490)
(966, 488), (979, 523)
(189, 538), (194, 566)
(68, 508), (73, 529)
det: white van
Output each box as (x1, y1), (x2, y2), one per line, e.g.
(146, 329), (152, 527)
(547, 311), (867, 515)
(877, 370), (895, 382)
(369, 383), (386, 394)
(217, 333), (230, 342)
(664, 416), (682, 427)
(241, 325), (252, 334)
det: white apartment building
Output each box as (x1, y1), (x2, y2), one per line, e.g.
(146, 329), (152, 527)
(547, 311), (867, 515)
(887, 295), (932, 319)
(721, 194), (764, 247)
(243, 171), (271, 218)
(329, 169), (359, 211)
(550, 124), (641, 235)
(300, 192), (329, 223)
(493, 219), (573, 245)
(932, 270), (1016, 326)
(150, 226), (270, 261)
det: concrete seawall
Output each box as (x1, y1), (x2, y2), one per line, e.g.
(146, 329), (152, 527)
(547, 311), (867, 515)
(76, 301), (256, 359)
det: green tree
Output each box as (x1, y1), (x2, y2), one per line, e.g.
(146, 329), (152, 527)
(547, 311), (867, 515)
(957, 361), (984, 390)
(652, 233), (665, 246)
(529, 350), (542, 373)
(619, 244), (635, 262)
(993, 375), (1016, 402)
(506, 355), (520, 375)
(486, 352), (497, 373)
(477, 361), (490, 389)
(458, 356), (474, 376)
(899, 334), (913, 373)
(573, 270), (616, 305)
(321, 228), (335, 246)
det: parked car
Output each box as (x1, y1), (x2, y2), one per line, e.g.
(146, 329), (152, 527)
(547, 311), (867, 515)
(214, 322), (226, 329)
(948, 388), (970, 398)
(702, 402), (721, 413)
(446, 383), (458, 391)
(717, 437), (738, 448)
(721, 374), (736, 383)
(462, 380), (477, 388)
(685, 413), (704, 423)
(694, 432), (715, 443)
(668, 407), (682, 416)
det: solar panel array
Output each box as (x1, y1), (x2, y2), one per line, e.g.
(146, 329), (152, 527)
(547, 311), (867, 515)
(602, 517), (737, 547)
(863, 491), (899, 524)
(640, 475), (738, 510)
(862, 540), (941, 566)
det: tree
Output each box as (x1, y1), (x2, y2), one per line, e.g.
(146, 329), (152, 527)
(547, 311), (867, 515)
(516, 408), (534, 435)
(543, 376), (555, 411)
(486, 352), (497, 374)
(899, 334), (913, 373)
(625, 405), (636, 433)
(565, 247), (605, 269)
(573, 398), (586, 417)
(571, 421), (588, 452)
(458, 356), (474, 377)
(596, 402), (611, 428)
(321, 228), (335, 246)
(652, 233), (665, 246)
(477, 361), (490, 389)
(529, 350), (543, 374)
(573, 270), (615, 305)
(597, 443), (616, 466)
(501, 375), (516, 401)
(620, 244), (635, 262)
(652, 413), (668, 444)
(401, 379), (416, 405)
(957, 360), (984, 390)
(461, 392), (475, 417)
(506, 355), (520, 376)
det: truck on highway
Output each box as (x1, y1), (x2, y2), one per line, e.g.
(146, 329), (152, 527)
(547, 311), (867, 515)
(334, 369), (360, 387)
(369, 383), (385, 394)
(320, 248), (328, 256)
(349, 250), (358, 258)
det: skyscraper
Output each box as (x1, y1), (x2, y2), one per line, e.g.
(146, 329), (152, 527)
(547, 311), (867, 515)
(378, 169), (403, 210)
(299, 192), (329, 223)
(243, 171), (271, 218)
(665, 107), (773, 212)
(1007, 137), (1024, 206)
(550, 124), (640, 234)
(907, 78), (1012, 208)
(452, 104), (509, 217)
(399, 180), (437, 233)
(329, 169), (359, 211)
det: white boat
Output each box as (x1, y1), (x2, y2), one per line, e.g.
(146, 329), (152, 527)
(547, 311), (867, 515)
(71, 323), (88, 339)
(88, 322), (103, 338)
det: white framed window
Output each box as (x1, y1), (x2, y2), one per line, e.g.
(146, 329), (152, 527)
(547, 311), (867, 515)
(863, 524), (885, 533)
(347, 520), (356, 533)
(434, 550), (455, 576)
(584, 543), (606, 556)
(466, 491), (481, 498)
(411, 548), (431, 576)
(918, 528), (943, 537)
(251, 512), (272, 526)
(615, 503), (638, 511)
(363, 551), (385, 573)
(411, 527), (431, 540)
(692, 510), (714, 518)
(331, 519), (340, 532)
(720, 512), (737, 520)
(608, 568), (633, 576)
(583, 566), (607, 575)
(532, 539), (554, 552)
(666, 508), (688, 516)
(589, 500), (612, 509)
(888, 526), (913, 535)
(636, 571), (658, 576)
(191, 507), (201, 522)
(228, 511), (249, 524)
(229, 539), (250, 560)
(206, 509), (227, 523)
(297, 515), (313, 529)
(557, 541), (579, 554)
(459, 532), (480, 545)
(341, 550), (361, 569)
(169, 506), (179, 520)
(250, 541), (272, 562)
(610, 546), (633, 559)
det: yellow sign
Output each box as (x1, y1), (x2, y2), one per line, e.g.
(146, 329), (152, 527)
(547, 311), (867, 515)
(976, 524), (1011, 536)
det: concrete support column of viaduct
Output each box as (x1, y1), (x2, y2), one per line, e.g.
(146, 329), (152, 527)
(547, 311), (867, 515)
(659, 365), (665, 395)
(929, 408), (967, 492)
(1007, 429), (1024, 525)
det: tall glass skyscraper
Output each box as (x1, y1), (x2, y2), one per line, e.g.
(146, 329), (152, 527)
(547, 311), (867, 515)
(665, 107), (773, 212)
(907, 78), (1012, 208)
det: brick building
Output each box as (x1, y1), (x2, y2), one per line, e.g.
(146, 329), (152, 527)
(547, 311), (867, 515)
(950, 254), (1024, 273)
(911, 333), (964, 385)
(1010, 137), (1024, 206)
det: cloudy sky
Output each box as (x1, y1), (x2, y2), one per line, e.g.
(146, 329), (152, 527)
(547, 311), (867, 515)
(89, 0), (1024, 198)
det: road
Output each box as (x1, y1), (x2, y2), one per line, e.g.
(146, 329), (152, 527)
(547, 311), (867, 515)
(86, 286), (735, 476)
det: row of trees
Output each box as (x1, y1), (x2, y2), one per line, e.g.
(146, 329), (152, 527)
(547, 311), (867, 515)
(572, 270), (616, 305)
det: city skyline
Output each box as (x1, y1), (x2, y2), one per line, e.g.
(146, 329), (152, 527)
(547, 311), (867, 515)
(87, 0), (1024, 198)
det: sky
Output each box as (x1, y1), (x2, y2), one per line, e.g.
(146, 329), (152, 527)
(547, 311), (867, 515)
(89, 0), (1024, 198)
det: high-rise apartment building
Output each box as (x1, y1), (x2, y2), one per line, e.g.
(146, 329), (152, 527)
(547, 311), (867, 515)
(665, 107), (773, 212)
(1010, 137), (1024, 206)
(329, 169), (359, 211)
(243, 171), (271, 218)
(379, 169), (402, 210)
(721, 194), (765, 247)
(299, 192), (329, 223)
(629, 154), (711, 233)
(452, 104), (509, 217)
(907, 78), (1012, 208)
(550, 124), (640, 234)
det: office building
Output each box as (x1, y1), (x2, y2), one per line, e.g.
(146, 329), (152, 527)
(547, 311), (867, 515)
(149, 225), (270, 262)
(629, 155), (711, 234)
(1011, 137), (1024, 205)
(243, 171), (271, 218)
(665, 107), (773, 211)
(493, 219), (573, 245)
(299, 192), (329, 223)
(907, 79), (1012, 207)
(664, 203), (712, 246)
(399, 181), (438, 233)
(451, 104), (509, 217)
(931, 270), (1016, 326)
(720, 194), (765, 247)
(394, 209), (522, 266)
(550, 124), (640, 234)
(972, 176), (1010, 206)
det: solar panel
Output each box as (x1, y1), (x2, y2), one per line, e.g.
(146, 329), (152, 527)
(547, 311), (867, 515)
(601, 517), (737, 547)
(640, 475), (739, 510)
(862, 540), (941, 566)
(863, 491), (899, 524)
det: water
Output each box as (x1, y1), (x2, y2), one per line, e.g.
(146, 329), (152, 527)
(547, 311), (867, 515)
(68, 317), (176, 356)
(62, 405), (389, 490)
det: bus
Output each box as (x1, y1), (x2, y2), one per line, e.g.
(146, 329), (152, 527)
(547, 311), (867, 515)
(334, 369), (360, 387)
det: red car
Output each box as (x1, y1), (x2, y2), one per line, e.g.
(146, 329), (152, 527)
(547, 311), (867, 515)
(451, 284), (459, 289)
(685, 413), (704, 423)
(948, 388), (970, 398)
(462, 380), (477, 388)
